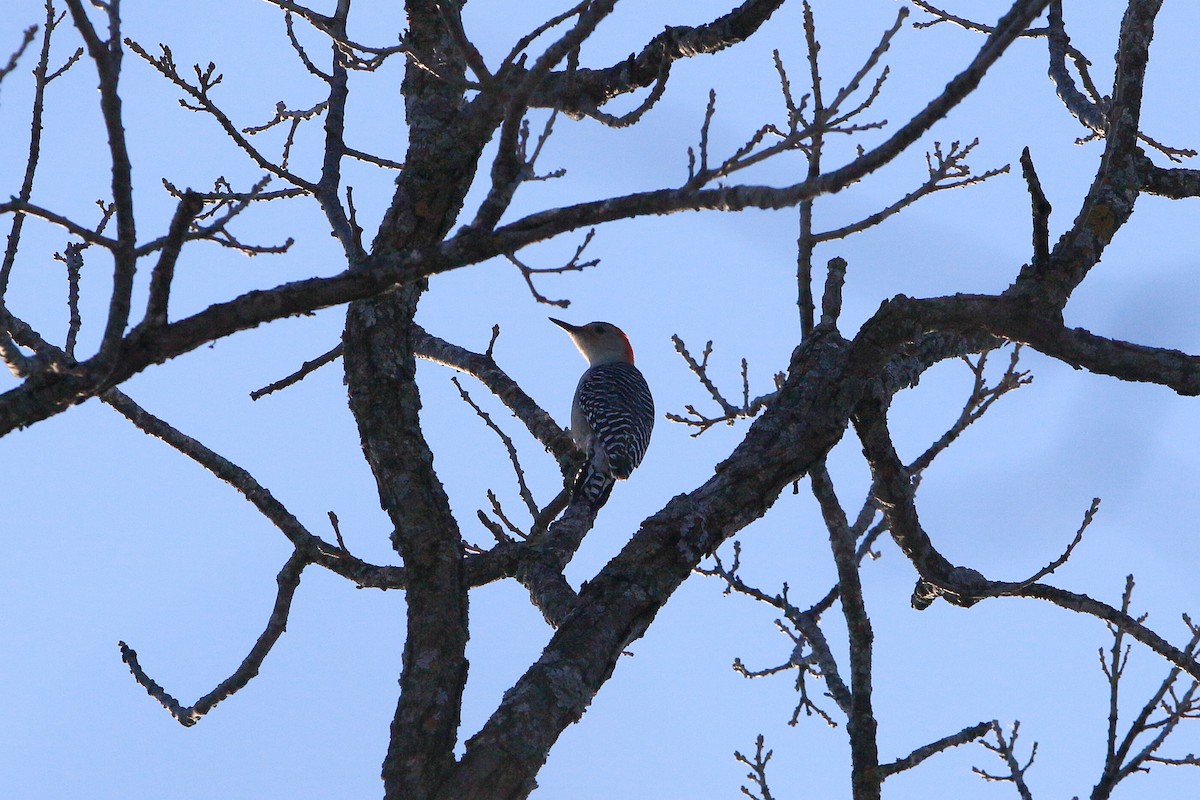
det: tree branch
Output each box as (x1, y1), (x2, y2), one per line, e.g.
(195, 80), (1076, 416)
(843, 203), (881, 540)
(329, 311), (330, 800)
(119, 550), (308, 726)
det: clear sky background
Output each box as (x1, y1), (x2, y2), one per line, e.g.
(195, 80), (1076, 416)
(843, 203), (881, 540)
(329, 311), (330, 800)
(3, 1), (1200, 798)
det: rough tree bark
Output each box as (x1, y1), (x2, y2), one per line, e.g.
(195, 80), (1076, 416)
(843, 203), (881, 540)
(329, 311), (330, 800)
(5, 0), (1200, 798)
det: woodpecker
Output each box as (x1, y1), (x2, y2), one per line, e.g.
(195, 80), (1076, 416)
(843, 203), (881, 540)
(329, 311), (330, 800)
(550, 318), (654, 510)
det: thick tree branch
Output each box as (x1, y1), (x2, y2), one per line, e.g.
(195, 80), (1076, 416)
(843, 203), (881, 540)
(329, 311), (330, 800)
(1009, 0), (1162, 308)
(439, 330), (857, 798)
(1046, 0), (1106, 134)
(0, 0), (1048, 440)
(414, 324), (577, 473)
(881, 721), (993, 778)
(526, 0), (786, 117)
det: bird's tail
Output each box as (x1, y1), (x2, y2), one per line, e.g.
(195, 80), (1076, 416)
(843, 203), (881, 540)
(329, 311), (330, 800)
(572, 462), (615, 510)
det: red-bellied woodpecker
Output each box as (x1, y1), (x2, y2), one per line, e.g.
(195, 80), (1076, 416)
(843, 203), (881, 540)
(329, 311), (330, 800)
(550, 318), (654, 510)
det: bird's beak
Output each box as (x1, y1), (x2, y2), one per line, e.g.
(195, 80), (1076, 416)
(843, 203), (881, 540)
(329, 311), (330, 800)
(549, 317), (579, 334)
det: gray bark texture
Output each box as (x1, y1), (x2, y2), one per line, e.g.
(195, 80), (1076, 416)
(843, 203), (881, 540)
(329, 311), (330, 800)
(7, 0), (1200, 798)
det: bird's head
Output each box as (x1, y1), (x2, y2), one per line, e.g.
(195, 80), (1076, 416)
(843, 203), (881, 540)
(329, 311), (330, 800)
(550, 318), (635, 366)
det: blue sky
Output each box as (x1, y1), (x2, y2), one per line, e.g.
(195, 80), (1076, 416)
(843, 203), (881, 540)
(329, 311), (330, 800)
(4, 1), (1200, 798)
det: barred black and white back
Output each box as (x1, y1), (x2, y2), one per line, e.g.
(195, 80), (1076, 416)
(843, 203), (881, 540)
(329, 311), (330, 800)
(571, 362), (655, 509)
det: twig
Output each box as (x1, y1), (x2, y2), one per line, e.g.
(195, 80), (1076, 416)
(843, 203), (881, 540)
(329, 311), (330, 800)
(911, 1), (1046, 36)
(1013, 497), (1098, 587)
(470, 2), (617, 232)
(63, 0), (140, 360)
(251, 342), (343, 400)
(0, 24), (37, 86)
(484, 324), (500, 359)
(810, 462), (880, 797)
(283, 11), (330, 81)
(119, 550), (308, 726)
(100, 388), (399, 590)
(973, 721), (1037, 800)
(734, 734), (776, 800)
(486, 489), (528, 540)
(125, 39), (316, 190)
(435, 0), (492, 87)
(907, 343), (1032, 476)
(61, 243), (83, 357)
(262, 0), (408, 67)
(498, 2), (588, 75)
(794, 7), (822, 337)
(518, 111), (567, 182)
(814, 140), (1008, 243)
(243, 98), (329, 170)
(1091, 578), (1200, 798)
(504, 230), (598, 307)
(687, 8), (906, 192)
(413, 325), (577, 473)
(3, 4), (72, 299)
(452, 376), (540, 520)
(344, 147), (405, 170)
(327, 510), (351, 556)
(667, 335), (777, 435)
(476, 508), (512, 545)
(1046, 0), (1106, 135)
(700, 542), (852, 725)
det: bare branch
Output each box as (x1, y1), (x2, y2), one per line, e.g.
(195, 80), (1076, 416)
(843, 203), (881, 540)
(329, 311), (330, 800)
(908, 344), (1033, 476)
(452, 376), (539, 521)
(262, 0), (407, 67)
(119, 550), (308, 726)
(345, 146), (405, 171)
(63, 0), (139, 359)
(734, 734), (776, 800)
(813, 140), (1008, 243)
(526, 0), (787, 116)
(243, 98), (329, 170)
(124, 39), (317, 190)
(818, 256), (847, 329)
(1091, 579), (1200, 799)
(413, 325), (577, 474)
(1, 199), (121, 251)
(810, 462), (880, 798)
(667, 335), (778, 435)
(504, 229), (598, 308)
(436, 0), (492, 86)
(973, 721), (1037, 800)
(100, 388), (398, 588)
(282, 10), (330, 81)
(141, 191), (204, 327)
(704, 543), (851, 723)
(3, 3), (69, 299)
(881, 721), (992, 778)
(59, 242), (84, 358)
(580, 54), (669, 128)
(0, 24), (37, 87)
(251, 342), (343, 400)
(1014, 496), (1098, 587)
(1046, 0), (1106, 134)
(1020, 146), (1052, 271)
